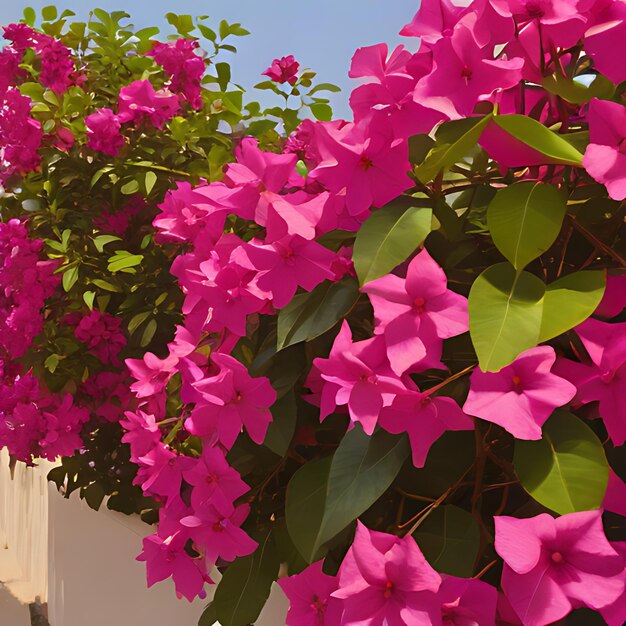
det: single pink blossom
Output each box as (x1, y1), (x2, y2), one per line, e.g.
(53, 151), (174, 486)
(362, 249), (468, 376)
(235, 235), (336, 308)
(309, 120), (412, 216)
(135, 442), (193, 499)
(555, 318), (626, 445)
(85, 108), (124, 156)
(380, 390), (473, 467)
(180, 498), (257, 565)
(74, 310), (127, 365)
(585, 1), (626, 85)
(262, 55), (300, 85)
(436, 575), (498, 625)
(120, 410), (161, 461)
(583, 98), (626, 201)
(416, 18), (524, 119)
(333, 521), (441, 625)
(400, 0), (464, 43)
(278, 561), (341, 626)
(463, 346), (576, 439)
(118, 80), (180, 128)
(186, 353), (276, 448)
(495, 511), (626, 626)
(312, 321), (409, 435)
(183, 446), (249, 509)
(595, 274), (626, 318)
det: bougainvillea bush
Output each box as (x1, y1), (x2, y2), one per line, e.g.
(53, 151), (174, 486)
(2, 1), (626, 624)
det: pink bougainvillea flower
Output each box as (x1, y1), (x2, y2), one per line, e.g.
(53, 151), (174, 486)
(349, 43), (447, 140)
(149, 38), (205, 109)
(463, 346), (576, 439)
(493, 0), (586, 48)
(138, 526), (212, 602)
(604, 470), (626, 518)
(309, 119), (412, 217)
(120, 409), (161, 461)
(555, 318), (626, 445)
(74, 310), (127, 365)
(182, 446), (249, 509)
(415, 19), (523, 118)
(186, 353), (275, 448)
(400, 0), (464, 43)
(180, 499), (257, 565)
(0, 47), (20, 95)
(362, 249), (468, 376)
(380, 389), (473, 467)
(495, 511), (626, 626)
(333, 521), (441, 625)
(312, 321), (409, 435)
(436, 575), (498, 625)
(262, 55), (300, 85)
(583, 98), (626, 201)
(585, 0), (626, 85)
(595, 274), (626, 318)
(85, 108), (124, 156)
(235, 235), (336, 308)
(117, 80), (180, 128)
(135, 442), (193, 499)
(278, 560), (341, 626)
(38, 36), (75, 94)
(600, 542), (626, 626)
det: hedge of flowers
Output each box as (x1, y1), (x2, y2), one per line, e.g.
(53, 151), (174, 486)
(1, 2), (626, 625)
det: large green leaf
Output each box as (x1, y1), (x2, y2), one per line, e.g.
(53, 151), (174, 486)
(492, 115), (583, 166)
(469, 263), (545, 372)
(487, 182), (566, 271)
(264, 390), (297, 456)
(416, 115), (492, 184)
(539, 270), (606, 342)
(202, 530), (280, 626)
(415, 505), (480, 577)
(277, 278), (360, 350)
(285, 427), (409, 562)
(285, 457), (332, 563)
(316, 427), (409, 557)
(514, 410), (609, 515)
(353, 204), (432, 285)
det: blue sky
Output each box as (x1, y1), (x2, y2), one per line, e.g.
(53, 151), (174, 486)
(3, 1), (419, 117)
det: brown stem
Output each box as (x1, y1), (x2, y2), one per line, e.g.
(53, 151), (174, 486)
(568, 215), (626, 268)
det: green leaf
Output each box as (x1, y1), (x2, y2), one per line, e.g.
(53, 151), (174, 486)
(415, 505), (480, 577)
(264, 390), (297, 456)
(44, 354), (60, 374)
(215, 62), (231, 91)
(127, 311), (151, 335)
(277, 278), (360, 350)
(23, 7), (36, 25)
(107, 251), (143, 273)
(308, 83), (341, 95)
(539, 270), (605, 342)
(353, 204), (433, 285)
(140, 319), (157, 347)
(120, 179), (140, 195)
(416, 115), (491, 184)
(542, 73), (614, 105)
(286, 428), (409, 562)
(63, 265), (79, 292)
(91, 278), (122, 293)
(93, 235), (122, 253)
(207, 530), (279, 626)
(469, 263), (545, 371)
(492, 115), (584, 166)
(310, 103), (333, 121)
(487, 181), (567, 270)
(315, 427), (409, 558)
(42, 5), (58, 21)
(83, 291), (96, 310)
(514, 410), (609, 514)
(144, 171), (157, 195)
(285, 457), (332, 563)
